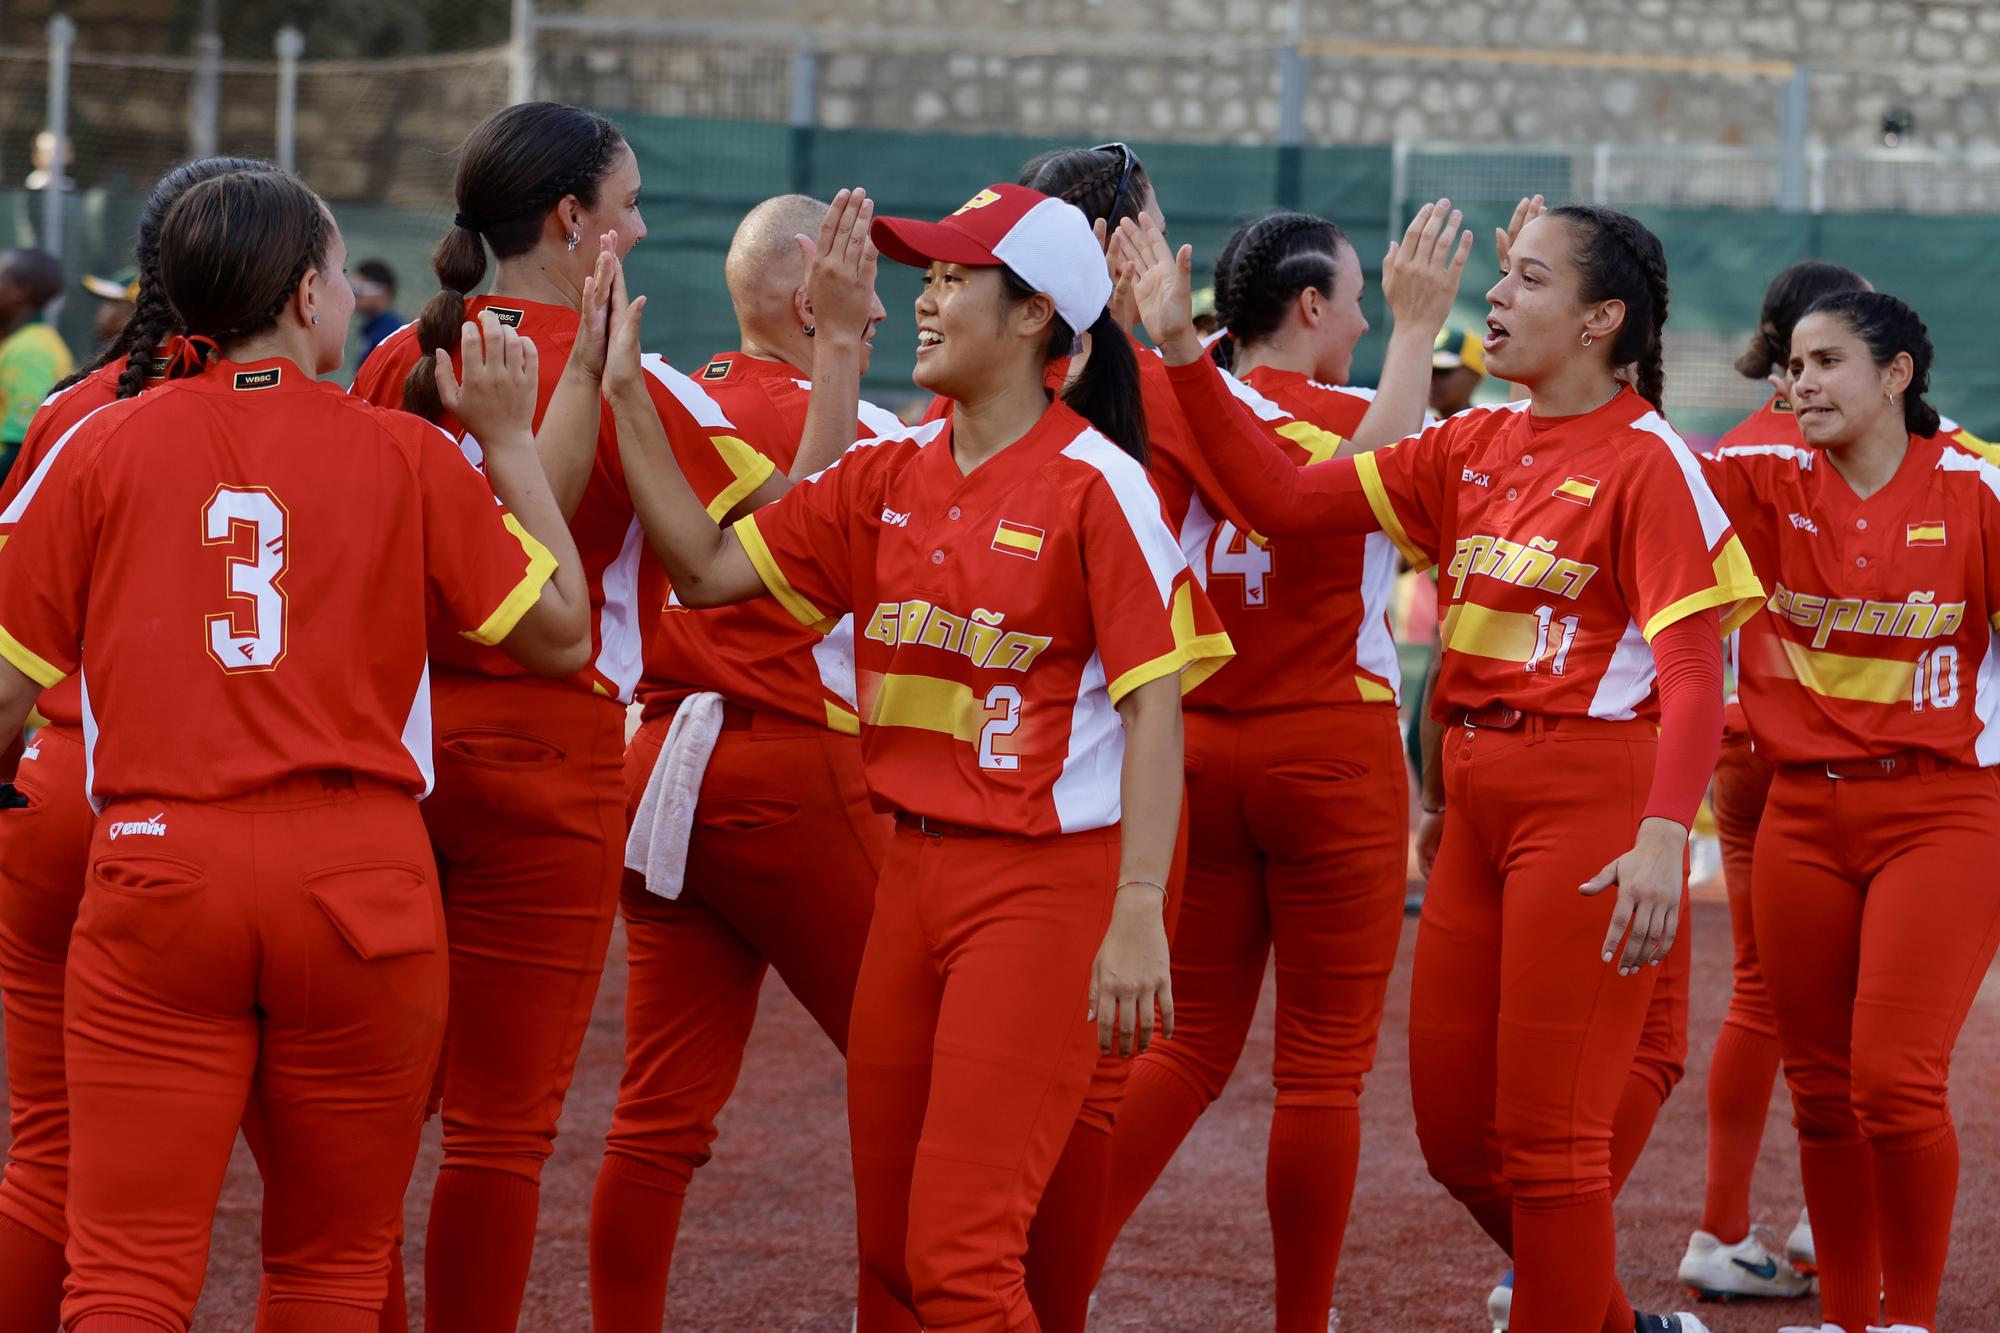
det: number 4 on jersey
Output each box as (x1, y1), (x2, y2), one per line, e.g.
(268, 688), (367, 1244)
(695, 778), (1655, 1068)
(202, 485), (289, 672)
(1210, 521), (1274, 609)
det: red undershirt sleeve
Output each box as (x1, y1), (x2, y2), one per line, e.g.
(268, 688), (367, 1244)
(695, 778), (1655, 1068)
(1643, 607), (1724, 828)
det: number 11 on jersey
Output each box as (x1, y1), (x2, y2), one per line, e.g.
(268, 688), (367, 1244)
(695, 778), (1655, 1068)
(202, 485), (290, 673)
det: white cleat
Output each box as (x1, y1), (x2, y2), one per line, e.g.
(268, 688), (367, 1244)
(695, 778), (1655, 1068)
(1677, 1228), (1814, 1301)
(1634, 1315), (1713, 1333)
(1777, 1325), (1848, 1332)
(1787, 1207), (1817, 1274)
(1486, 1268), (1512, 1331)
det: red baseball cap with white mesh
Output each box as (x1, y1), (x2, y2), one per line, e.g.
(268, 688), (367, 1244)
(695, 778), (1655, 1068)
(871, 183), (1114, 337)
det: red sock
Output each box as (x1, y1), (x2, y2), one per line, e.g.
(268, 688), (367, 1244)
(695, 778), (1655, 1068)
(1096, 1062), (1207, 1270)
(856, 1267), (921, 1333)
(1874, 1126), (1957, 1331)
(1798, 1136), (1881, 1333)
(1511, 1189), (1616, 1333)
(70, 1317), (185, 1332)
(381, 1240), (406, 1333)
(262, 1301), (377, 1333)
(587, 1153), (687, 1333)
(1024, 1121), (1113, 1333)
(1265, 1107), (1359, 1333)
(0, 1213), (67, 1330)
(1607, 1072), (1666, 1197)
(1700, 1023), (1782, 1241)
(422, 1166), (540, 1332)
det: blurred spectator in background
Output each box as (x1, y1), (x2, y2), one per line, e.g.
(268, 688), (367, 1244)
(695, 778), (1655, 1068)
(24, 131), (74, 196)
(1429, 323), (1486, 418)
(0, 249), (72, 480)
(81, 269), (138, 350)
(1191, 283), (1220, 338)
(352, 258), (403, 365)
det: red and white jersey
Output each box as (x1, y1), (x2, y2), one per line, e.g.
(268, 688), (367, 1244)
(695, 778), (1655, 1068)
(1354, 386), (1762, 720)
(737, 400), (1233, 836)
(351, 296), (773, 702)
(1721, 391), (1998, 464)
(1185, 366), (1401, 711)
(0, 358), (160, 728)
(0, 358), (555, 805)
(1703, 434), (2000, 766)
(637, 350), (904, 731)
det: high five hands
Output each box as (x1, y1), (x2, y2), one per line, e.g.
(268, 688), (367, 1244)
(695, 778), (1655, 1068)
(1383, 197), (1472, 339)
(796, 187), (879, 346)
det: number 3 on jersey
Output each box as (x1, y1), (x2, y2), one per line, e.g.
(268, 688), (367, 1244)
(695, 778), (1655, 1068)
(1209, 521), (1273, 609)
(202, 485), (289, 672)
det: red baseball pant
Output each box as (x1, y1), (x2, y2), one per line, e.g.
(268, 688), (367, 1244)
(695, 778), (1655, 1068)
(1753, 761), (2000, 1333)
(0, 725), (92, 1325)
(849, 822), (1118, 1332)
(61, 775), (446, 1332)
(590, 706), (903, 1332)
(1699, 703), (1782, 1243)
(1091, 703), (1407, 1332)
(1407, 717), (1674, 1333)
(419, 671), (627, 1331)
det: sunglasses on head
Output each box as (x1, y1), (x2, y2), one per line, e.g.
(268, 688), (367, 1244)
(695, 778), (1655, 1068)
(1091, 141), (1137, 224)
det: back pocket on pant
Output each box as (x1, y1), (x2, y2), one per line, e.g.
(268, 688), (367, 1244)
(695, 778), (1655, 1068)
(305, 862), (438, 961)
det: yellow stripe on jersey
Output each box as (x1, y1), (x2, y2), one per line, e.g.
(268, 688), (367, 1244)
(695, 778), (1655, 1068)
(733, 514), (838, 633)
(870, 672), (982, 741)
(1107, 580), (1236, 703)
(1354, 673), (1397, 703)
(1276, 419), (1344, 465)
(1440, 601), (1540, 662)
(0, 623), (65, 689)
(1353, 451), (1432, 571)
(1642, 537), (1765, 640)
(1950, 429), (2000, 465)
(825, 700), (861, 735)
(1774, 637), (1916, 705)
(462, 513), (558, 646)
(703, 434), (778, 522)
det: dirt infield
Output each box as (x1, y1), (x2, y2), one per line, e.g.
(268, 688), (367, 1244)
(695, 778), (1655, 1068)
(7, 896), (1992, 1329)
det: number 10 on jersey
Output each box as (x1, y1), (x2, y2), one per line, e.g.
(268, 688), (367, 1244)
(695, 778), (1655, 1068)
(202, 485), (290, 673)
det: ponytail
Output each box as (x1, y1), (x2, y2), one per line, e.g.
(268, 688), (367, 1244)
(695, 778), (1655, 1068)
(1066, 310), (1148, 464)
(401, 227), (483, 421)
(1736, 260), (1868, 381)
(1805, 289), (1941, 438)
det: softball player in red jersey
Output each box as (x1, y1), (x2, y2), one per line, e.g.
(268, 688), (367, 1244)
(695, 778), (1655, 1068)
(348, 104), (773, 1329)
(606, 182), (1231, 1332)
(1700, 291), (2000, 1333)
(587, 193), (916, 1332)
(1126, 205), (1760, 1333)
(0, 155), (280, 1327)
(0, 170), (591, 1332)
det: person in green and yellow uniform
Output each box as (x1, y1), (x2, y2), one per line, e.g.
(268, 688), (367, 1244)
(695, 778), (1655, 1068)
(0, 249), (72, 480)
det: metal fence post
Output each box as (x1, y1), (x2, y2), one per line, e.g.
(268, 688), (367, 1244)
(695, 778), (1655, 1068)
(1591, 142), (1611, 204)
(41, 14), (74, 263)
(788, 32), (818, 197)
(275, 27), (303, 173)
(1777, 68), (1809, 212)
(1388, 139), (1409, 243)
(511, 0), (537, 104)
(190, 29), (221, 159)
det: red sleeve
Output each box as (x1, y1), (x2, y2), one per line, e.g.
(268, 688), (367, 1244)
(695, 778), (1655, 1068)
(412, 423), (558, 646)
(1642, 609), (1724, 828)
(1615, 439), (1764, 641)
(734, 434), (894, 632)
(638, 358), (777, 519)
(1161, 355), (1391, 543)
(0, 435), (103, 686)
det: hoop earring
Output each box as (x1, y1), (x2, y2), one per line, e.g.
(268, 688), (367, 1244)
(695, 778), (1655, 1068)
(566, 231), (581, 253)
(801, 323), (815, 337)
(1580, 331), (1593, 348)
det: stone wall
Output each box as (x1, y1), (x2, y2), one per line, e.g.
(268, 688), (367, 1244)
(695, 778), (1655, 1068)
(551, 0), (2000, 151)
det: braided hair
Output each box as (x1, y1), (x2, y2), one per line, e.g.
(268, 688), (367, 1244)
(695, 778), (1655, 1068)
(402, 102), (626, 421)
(1736, 260), (1868, 381)
(1548, 205), (1670, 412)
(1803, 290), (1942, 437)
(156, 171), (330, 375)
(1017, 146), (1153, 232)
(1206, 211), (1348, 372)
(48, 156), (275, 399)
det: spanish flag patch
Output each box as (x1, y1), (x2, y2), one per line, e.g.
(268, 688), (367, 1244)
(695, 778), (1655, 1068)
(1907, 521), (1947, 548)
(1553, 475), (1599, 506)
(991, 519), (1045, 560)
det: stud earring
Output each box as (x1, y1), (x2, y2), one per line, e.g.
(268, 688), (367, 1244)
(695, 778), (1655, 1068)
(802, 323), (816, 337)
(566, 231), (581, 252)
(310, 314), (320, 325)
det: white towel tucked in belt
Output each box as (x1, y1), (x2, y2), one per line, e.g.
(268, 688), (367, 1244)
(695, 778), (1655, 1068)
(624, 690), (724, 900)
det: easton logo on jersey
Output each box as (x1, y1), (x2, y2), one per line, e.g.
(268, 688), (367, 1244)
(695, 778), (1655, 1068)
(233, 367), (282, 392)
(991, 519), (1046, 560)
(487, 306), (525, 328)
(1553, 475), (1599, 506)
(1907, 521), (1948, 548)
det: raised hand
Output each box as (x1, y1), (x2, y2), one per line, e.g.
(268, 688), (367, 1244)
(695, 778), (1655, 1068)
(799, 187), (878, 346)
(566, 232), (621, 383)
(1495, 193), (1547, 273)
(1096, 216), (1140, 332)
(1382, 198), (1472, 342)
(602, 258), (648, 403)
(436, 311), (539, 447)
(1115, 214), (1200, 364)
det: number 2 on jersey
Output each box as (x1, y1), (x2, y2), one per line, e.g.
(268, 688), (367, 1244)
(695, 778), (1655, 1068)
(202, 486), (289, 672)
(1209, 521), (1273, 608)
(979, 684), (1023, 770)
